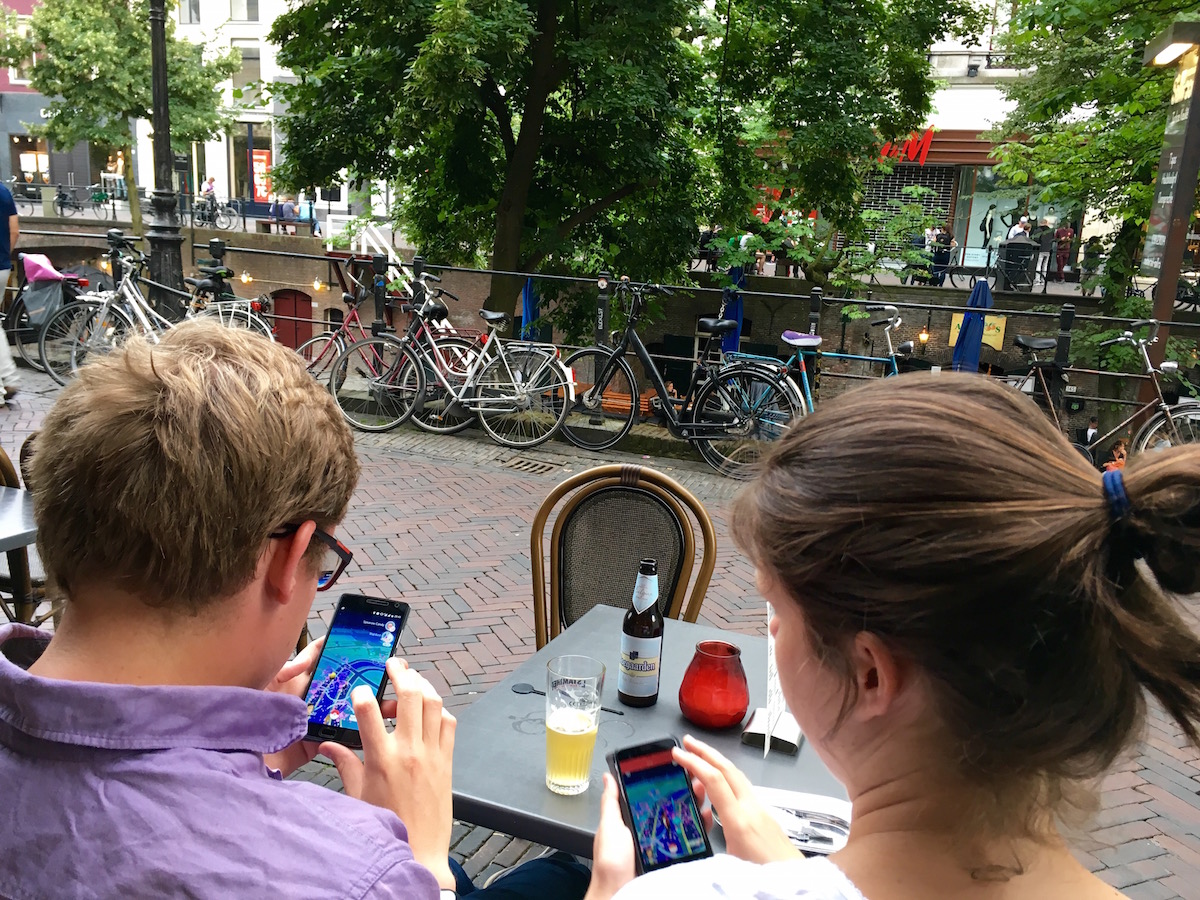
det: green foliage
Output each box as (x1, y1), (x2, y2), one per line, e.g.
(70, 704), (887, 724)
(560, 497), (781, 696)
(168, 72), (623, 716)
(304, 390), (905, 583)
(991, 0), (1195, 302)
(0, 0), (239, 151)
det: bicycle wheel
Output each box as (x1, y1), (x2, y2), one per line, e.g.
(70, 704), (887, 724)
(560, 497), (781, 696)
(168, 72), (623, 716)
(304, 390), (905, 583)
(215, 209), (234, 230)
(39, 299), (133, 386)
(55, 197), (77, 217)
(329, 336), (422, 432)
(560, 347), (639, 451)
(408, 336), (481, 434)
(295, 332), (345, 380)
(1132, 403), (1200, 453)
(90, 200), (109, 220)
(196, 304), (274, 341)
(7, 295), (46, 373)
(693, 365), (803, 478)
(473, 348), (569, 448)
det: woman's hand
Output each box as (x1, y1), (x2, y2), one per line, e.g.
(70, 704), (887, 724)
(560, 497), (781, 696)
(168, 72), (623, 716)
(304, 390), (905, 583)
(262, 637), (326, 778)
(320, 660), (457, 891)
(675, 735), (801, 865)
(585, 773), (637, 900)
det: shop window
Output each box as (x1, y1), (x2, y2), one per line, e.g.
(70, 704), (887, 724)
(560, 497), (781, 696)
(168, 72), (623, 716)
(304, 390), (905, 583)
(178, 0), (200, 24)
(232, 43), (260, 101)
(230, 0), (258, 21)
(11, 135), (49, 187)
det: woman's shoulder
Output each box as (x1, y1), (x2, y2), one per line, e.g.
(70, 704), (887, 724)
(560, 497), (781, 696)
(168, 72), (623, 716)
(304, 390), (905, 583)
(615, 854), (867, 900)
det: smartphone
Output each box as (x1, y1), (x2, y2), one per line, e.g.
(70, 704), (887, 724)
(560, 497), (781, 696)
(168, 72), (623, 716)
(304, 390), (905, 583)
(302, 594), (411, 748)
(607, 737), (714, 874)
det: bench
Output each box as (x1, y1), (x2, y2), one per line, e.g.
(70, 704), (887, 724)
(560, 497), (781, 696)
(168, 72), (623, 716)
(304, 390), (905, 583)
(255, 218), (298, 235)
(581, 388), (654, 419)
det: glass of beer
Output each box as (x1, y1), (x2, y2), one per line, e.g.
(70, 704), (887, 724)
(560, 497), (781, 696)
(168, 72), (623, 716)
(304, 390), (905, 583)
(545, 655), (605, 795)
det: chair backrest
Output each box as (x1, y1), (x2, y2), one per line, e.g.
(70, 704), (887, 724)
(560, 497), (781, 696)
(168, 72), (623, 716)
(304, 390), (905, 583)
(530, 464), (717, 649)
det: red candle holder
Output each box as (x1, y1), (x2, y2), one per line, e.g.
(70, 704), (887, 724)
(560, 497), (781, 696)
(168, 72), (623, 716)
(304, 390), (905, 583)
(678, 640), (750, 729)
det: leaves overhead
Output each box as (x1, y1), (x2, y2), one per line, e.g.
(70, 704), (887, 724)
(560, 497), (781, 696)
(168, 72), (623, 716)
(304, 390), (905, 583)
(0, 0), (240, 152)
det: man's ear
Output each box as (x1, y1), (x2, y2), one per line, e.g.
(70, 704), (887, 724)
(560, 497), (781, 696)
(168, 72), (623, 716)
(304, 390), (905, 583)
(848, 632), (904, 722)
(264, 521), (316, 606)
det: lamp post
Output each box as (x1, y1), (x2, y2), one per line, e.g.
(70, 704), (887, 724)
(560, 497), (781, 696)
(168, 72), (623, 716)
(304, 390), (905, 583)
(146, 0), (185, 319)
(1140, 20), (1200, 372)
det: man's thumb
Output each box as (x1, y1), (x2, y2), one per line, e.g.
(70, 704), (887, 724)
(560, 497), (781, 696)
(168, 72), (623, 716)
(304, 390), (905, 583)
(319, 742), (365, 799)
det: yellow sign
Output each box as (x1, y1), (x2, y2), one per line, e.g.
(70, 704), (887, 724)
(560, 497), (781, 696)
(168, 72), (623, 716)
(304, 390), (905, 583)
(949, 314), (1007, 351)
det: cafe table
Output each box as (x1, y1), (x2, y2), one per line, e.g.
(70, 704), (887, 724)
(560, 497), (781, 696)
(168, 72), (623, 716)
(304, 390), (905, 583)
(0, 486), (37, 623)
(451, 605), (846, 858)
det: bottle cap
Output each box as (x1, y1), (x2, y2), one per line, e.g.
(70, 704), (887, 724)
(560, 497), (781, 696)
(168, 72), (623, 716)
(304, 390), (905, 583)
(639, 558), (657, 576)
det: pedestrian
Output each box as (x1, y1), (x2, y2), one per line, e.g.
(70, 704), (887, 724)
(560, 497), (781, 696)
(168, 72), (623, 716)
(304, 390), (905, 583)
(1055, 221), (1076, 281)
(201, 176), (216, 200)
(931, 225), (956, 287)
(1104, 438), (1128, 472)
(1006, 215), (1028, 240)
(0, 322), (591, 899)
(0, 178), (20, 402)
(1032, 219), (1054, 279)
(584, 372), (1200, 900)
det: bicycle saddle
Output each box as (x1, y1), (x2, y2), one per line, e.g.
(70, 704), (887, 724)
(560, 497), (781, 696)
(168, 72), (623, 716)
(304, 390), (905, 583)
(420, 299), (449, 321)
(1014, 335), (1057, 352)
(698, 317), (738, 336)
(782, 330), (822, 349)
(198, 265), (233, 278)
(478, 309), (507, 324)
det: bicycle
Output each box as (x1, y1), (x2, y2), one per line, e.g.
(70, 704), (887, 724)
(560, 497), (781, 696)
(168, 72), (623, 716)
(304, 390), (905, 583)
(6, 178), (35, 217)
(328, 288), (573, 448)
(3, 253), (91, 373)
(560, 277), (804, 478)
(86, 183), (113, 220)
(733, 304), (914, 413)
(193, 196), (236, 230)
(53, 184), (84, 217)
(182, 240), (273, 340)
(295, 262), (401, 379)
(999, 320), (1200, 461)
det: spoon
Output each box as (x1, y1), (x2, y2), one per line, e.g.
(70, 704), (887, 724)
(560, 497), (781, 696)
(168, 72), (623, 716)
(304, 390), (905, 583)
(511, 682), (625, 715)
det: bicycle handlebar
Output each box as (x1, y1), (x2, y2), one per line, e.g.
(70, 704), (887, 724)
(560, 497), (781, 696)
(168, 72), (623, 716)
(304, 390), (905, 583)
(1099, 337), (1122, 348)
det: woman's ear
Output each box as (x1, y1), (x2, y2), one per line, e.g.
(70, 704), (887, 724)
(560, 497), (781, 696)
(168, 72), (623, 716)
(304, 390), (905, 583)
(848, 632), (905, 722)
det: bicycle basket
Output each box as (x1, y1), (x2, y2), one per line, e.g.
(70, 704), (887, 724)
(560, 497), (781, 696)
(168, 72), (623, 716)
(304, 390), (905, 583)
(23, 281), (65, 327)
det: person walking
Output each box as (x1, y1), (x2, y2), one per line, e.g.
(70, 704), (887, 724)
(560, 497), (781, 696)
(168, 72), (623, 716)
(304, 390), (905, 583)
(1081, 236), (1102, 296)
(0, 179), (20, 402)
(1055, 221), (1076, 282)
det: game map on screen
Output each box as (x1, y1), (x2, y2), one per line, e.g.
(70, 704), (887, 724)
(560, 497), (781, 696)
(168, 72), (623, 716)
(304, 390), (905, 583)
(305, 607), (404, 731)
(619, 750), (709, 868)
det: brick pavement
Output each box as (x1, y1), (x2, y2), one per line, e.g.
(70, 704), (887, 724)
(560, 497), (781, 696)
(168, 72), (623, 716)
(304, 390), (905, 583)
(4, 367), (1200, 898)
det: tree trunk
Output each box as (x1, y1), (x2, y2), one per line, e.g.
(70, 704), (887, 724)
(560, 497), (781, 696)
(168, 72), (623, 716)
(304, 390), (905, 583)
(486, 0), (560, 324)
(124, 143), (143, 239)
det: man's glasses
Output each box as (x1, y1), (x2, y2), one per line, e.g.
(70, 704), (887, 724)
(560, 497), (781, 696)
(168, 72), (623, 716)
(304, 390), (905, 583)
(269, 523), (353, 591)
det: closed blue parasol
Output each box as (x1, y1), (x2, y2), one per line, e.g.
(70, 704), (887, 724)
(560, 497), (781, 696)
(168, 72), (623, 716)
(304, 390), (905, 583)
(952, 280), (994, 373)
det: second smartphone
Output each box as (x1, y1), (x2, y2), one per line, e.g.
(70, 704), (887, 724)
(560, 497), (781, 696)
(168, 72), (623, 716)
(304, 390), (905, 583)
(301, 594), (411, 749)
(608, 737), (714, 874)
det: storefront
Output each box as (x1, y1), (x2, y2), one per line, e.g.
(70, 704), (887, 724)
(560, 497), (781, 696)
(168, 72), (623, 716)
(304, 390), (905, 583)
(864, 128), (1085, 272)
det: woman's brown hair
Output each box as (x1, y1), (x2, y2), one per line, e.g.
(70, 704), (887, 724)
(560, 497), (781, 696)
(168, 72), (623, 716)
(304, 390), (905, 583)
(734, 373), (1200, 815)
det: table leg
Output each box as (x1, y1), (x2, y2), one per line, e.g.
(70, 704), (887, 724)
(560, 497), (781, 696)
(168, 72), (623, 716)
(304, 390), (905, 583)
(7, 548), (34, 623)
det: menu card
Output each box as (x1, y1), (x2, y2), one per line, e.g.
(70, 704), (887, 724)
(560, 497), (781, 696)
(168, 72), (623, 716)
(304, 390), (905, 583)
(741, 602), (803, 755)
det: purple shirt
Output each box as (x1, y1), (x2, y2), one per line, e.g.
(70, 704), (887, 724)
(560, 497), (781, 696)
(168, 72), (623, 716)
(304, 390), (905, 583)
(0, 624), (440, 899)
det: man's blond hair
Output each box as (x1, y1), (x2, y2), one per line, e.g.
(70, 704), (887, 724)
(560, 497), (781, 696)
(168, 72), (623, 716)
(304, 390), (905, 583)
(28, 321), (360, 611)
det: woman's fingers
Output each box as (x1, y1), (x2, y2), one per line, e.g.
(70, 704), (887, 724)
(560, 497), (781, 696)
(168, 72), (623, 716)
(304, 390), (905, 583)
(682, 734), (755, 797)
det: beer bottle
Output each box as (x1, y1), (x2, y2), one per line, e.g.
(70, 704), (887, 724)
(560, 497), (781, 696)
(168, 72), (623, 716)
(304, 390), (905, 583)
(618, 558), (663, 707)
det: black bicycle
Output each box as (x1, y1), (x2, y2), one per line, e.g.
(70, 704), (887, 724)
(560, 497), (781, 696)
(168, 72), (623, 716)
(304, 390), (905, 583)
(561, 277), (804, 478)
(53, 184), (85, 217)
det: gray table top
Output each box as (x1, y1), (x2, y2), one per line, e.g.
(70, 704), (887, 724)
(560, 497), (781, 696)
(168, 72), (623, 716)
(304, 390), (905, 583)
(0, 486), (36, 553)
(452, 605), (845, 858)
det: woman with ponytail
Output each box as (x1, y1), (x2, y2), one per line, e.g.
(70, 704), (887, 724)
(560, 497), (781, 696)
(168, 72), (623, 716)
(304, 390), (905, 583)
(584, 372), (1200, 900)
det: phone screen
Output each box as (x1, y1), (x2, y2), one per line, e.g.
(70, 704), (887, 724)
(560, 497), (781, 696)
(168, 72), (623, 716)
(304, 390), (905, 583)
(618, 749), (711, 871)
(304, 603), (406, 734)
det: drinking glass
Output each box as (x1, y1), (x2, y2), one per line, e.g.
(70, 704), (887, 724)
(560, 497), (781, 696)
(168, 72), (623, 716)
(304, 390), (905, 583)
(545, 655), (605, 795)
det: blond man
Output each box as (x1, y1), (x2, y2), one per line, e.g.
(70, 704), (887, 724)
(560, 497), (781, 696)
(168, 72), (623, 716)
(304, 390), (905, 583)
(0, 323), (593, 898)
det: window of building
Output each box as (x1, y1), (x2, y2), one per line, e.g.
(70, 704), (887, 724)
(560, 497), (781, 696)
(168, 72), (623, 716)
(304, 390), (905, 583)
(10, 135), (49, 186)
(230, 0), (259, 21)
(231, 43), (261, 98)
(178, 0), (200, 24)
(7, 19), (36, 85)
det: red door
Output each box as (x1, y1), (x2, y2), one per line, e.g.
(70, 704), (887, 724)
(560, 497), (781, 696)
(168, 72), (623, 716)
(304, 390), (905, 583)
(271, 289), (312, 349)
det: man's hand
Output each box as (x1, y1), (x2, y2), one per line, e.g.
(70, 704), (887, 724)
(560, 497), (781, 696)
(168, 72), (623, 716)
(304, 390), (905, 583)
(262, 637), (326, 778)
(674, 735), (800, 865)
(584, 773), (637, 900)
(320, 659), (457, 891)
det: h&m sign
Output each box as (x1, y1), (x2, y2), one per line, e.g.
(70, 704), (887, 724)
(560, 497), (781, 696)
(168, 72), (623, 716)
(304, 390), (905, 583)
(879, 128), (934, 166)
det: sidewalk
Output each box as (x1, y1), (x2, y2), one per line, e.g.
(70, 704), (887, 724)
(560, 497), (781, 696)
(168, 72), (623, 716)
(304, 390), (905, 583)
(2, 368), (1198, 898)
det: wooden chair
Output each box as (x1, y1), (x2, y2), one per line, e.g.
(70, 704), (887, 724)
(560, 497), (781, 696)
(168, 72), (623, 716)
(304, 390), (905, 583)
(0, 443), (49, 625)
(530, 464), (717, 649)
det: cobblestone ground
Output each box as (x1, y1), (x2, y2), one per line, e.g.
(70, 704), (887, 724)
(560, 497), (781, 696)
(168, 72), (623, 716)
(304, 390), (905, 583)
(4, 367), (1200, 898)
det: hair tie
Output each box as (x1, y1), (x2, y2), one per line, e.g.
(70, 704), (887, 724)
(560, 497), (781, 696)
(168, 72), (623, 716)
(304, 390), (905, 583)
(1102, 469), (1130, 520)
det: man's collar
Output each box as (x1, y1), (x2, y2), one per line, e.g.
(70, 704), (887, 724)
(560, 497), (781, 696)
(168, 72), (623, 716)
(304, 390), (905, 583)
(0, 624), (307, 755)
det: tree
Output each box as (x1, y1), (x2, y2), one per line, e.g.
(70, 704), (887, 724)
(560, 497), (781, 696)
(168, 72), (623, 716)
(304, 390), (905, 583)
(990, 0), (1194, 302)
(0, 0), (239, 236)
